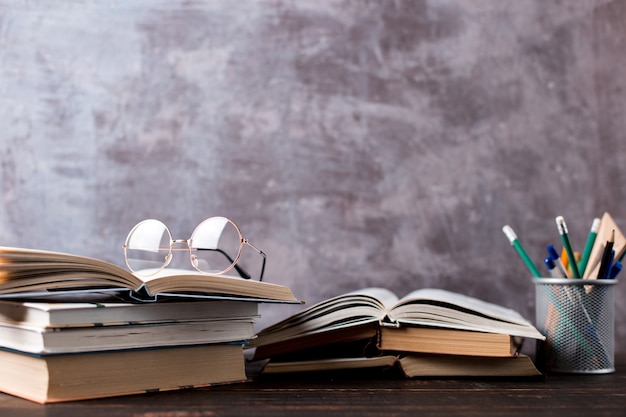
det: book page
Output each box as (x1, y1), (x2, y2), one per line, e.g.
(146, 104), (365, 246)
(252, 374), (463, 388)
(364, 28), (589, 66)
(253, 288), (396, 344)
(390, 306), (544, 339)
(139, 269), (298, 302)
(393, 288), (533, 326)
(0, 246), (142, 291)
(344, 287), (399, 311)
(389, 289), (544, 339)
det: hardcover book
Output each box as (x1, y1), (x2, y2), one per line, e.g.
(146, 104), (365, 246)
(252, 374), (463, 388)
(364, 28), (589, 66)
(0, 343), (246, 404)
(0, 299), (259, 328)
(0, 318), (256, 354)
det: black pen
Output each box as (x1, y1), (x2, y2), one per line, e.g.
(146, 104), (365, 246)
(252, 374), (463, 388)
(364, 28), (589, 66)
(597, 229), (615, 279)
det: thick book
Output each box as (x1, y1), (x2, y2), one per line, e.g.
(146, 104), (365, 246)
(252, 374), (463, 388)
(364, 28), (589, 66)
(0, 343), (246, 404)
(251, 287), (545, 360)
(0, 299), (259, 328)
(0, 246), (299, 303)
(261, 353), (542, 378)
(0, 318), (255, 354)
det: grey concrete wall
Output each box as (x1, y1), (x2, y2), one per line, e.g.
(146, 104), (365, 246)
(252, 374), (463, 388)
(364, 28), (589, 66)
(1, 1), (626, 351)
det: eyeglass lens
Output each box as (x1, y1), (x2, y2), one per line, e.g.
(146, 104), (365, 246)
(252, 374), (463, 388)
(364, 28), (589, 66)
(124, 219), (171, 273)
(124, 218), (243, 276)
(189, 217), (242, 274)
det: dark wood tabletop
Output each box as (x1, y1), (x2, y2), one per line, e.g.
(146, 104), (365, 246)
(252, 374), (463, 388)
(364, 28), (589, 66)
(2, 355), (625, 417)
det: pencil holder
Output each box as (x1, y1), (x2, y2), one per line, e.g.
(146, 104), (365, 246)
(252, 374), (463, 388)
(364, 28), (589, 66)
(533, 278), (617, 374)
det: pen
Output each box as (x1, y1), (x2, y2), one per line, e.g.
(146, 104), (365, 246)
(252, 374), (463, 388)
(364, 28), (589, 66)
(597, 229), (615, 279)
(502, 225), (541, 277)
(555, 216), (581, 278)
(617, 241), (626, 265)
(578, 217), (600, 276)
(547, 245), (569, 278)
(603, 250), (615, 279)
(544, 257), (567, 278)
(609, 261), (622, 279)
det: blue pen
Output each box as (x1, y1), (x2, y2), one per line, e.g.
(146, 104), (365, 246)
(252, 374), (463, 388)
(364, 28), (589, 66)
(547, 245), (569, 278)
(609, 261), (622, 279)
(544, 257), (567, 278)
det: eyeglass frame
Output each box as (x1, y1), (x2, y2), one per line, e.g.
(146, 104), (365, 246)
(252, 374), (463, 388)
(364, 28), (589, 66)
(122, 216), (266, 281)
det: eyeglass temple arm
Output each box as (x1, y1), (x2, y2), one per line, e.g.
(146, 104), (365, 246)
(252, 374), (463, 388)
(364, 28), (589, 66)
(196, 246), (266, 281)
(258, 250), (266, 282)
(196, 248), (252, 279)
(246, 240), (266, 282)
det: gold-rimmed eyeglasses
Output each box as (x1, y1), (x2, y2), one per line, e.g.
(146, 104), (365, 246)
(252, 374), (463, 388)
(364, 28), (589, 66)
(123, 217), (266, 281)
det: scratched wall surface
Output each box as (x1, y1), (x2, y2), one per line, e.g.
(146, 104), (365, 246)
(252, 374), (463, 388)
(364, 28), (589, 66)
(1, 1), (626, 351)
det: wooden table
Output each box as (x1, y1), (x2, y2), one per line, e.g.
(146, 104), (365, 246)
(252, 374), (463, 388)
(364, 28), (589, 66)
(2, 356), (625, 416)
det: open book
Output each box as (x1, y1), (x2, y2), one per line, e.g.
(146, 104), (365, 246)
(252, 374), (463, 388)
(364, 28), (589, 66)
(0, 247), (299, 303)
(251, 287), (545, 360)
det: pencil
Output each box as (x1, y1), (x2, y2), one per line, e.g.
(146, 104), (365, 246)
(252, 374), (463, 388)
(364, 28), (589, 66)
(502, 225), (541, 277)
(578, 217), (600, 277)
(555, 216), (581, 278)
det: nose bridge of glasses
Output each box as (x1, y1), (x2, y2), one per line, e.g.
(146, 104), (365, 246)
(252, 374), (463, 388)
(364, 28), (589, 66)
(161, 239), (196, 271)
(169, 239), (196, 264)
(170, 238), (191, 249)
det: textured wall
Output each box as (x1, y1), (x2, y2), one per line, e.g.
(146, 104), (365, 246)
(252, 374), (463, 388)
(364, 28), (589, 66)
(1, 1), (626, 351)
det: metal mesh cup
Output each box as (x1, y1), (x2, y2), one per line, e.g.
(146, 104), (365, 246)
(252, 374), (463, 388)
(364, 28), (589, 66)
(534, 278), (617, 374)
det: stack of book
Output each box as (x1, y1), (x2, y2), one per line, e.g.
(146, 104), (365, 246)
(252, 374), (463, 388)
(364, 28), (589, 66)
(249, 287), (546, 378)
(0, 247), (299, 403)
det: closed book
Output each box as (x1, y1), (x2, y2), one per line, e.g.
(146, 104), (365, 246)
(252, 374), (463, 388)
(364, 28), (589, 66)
(0, 344), (246, 404)
(261, 353), (541, 378)
(0, 299), (259, 328)
(262, 356), (397, 374)
(397, 353), (541, 377)
(0, 318), (255, 354)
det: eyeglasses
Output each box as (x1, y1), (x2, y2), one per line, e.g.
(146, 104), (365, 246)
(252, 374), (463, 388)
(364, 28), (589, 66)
(123, 217), (266, 281)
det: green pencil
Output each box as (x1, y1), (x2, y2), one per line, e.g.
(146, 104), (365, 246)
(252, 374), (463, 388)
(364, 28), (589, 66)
(556, 216), (581, 278)
(578, 217), (600, 276)
(502, 225), (541, 278)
